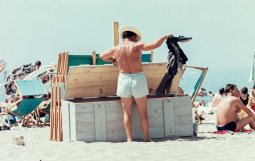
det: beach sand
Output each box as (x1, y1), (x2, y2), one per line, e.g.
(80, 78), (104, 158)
(1, 114), (255, 161)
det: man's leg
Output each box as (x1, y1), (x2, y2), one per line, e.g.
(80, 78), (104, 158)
(121, 97), (133, 142)
(134, 96), (149, 142)
(236, 116), (255, 131)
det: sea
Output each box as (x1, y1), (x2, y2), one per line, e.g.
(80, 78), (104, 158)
(0, 67), (253, 103)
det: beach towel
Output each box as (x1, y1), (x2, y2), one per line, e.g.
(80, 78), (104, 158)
(212, 129), (254, 135)
(156, 35), (190, 96)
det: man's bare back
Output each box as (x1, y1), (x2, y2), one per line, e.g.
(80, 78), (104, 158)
(113, 42), (144, 73)
(216, 84), (255, 132)
(100, 26), (169, 141)
(216, 96), (241, 126)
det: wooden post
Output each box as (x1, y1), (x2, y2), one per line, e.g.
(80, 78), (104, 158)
(113, 21), (119, 46)
(150, 51), (154, 62)
(92, 50), (96, 65)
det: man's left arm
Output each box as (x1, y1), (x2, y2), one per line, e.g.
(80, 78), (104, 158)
(99, 48), (115, 62)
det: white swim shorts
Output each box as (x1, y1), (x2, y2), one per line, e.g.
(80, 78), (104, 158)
(116, 72), (149, 99)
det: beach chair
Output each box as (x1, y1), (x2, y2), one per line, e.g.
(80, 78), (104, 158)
(5, 79), (48, 127)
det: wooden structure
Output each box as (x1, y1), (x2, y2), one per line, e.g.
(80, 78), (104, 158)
(61, 62), (191, 142)
(50, 52), (68, 141)
(62, 96), (192, 142)
(64, 63), (184, 99)
(50, 51), (154, 141)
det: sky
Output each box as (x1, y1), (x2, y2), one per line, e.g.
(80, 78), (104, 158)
(0, 0), (255, 88)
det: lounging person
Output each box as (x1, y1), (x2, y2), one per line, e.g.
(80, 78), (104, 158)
(216, 84), (255, 132)
(193, 100), (206, 124)
(100, 26), (170, 142)
(240, 86), (249, 106)
(210, 87), (224, 108)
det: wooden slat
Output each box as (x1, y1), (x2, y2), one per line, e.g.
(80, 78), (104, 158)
(64, 63), (185, 99)
(163, 99), (175, 136)
(94, 103), (106, 141)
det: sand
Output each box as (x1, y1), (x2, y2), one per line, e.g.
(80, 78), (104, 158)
(1, 114), (255, 161)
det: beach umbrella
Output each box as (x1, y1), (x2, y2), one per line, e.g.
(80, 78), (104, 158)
(249, 53), (255, 84)
(0, 60), (7, 73)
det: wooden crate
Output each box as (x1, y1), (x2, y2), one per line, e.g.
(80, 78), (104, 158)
(62, 96), (193, 142)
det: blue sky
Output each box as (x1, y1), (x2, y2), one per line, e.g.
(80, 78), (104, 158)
(0, 0), (255, 74)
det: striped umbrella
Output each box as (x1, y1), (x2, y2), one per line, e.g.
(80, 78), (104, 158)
(249, 53), (255, 83)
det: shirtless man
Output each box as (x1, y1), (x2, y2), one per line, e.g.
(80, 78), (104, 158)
(100, 26), (169, 142)
(210, 87), (224, 108)
(216, 84), (255, 132)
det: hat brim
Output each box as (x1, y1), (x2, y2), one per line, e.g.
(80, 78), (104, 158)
(119, 26), (141, 42)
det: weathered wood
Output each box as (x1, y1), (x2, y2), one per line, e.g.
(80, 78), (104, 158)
(62, 96), (193, 142)
(163, 99), (175, 136)
(94, 103), (106, 141)
(64, 63), (185, 99)
(113, 21), (119, 46)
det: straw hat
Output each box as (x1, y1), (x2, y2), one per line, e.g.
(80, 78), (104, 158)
(119, 26), (142, 41)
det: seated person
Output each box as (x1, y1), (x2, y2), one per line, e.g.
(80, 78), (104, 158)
(240, 86), (249, 106)
(248, 84), (255, 112)
(177, 87), (185, 96)
(192, 100), (206, 123)
(216, 84), (255, 132)
(210, 87), (224, 108)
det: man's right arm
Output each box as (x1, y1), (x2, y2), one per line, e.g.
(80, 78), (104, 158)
(141, 34), (170, 51)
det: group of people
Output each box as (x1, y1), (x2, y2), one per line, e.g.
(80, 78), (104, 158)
(211, 84), (255, 132)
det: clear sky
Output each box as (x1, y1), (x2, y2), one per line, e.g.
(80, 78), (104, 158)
(0, 0), (254, 73)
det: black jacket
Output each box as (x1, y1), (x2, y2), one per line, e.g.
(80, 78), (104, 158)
(156, 36), (189, 96)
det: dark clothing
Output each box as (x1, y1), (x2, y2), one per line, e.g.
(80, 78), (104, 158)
(156, 36), (189, 96)
(240, 94), (249, 106)
(216, 121), (237, 132)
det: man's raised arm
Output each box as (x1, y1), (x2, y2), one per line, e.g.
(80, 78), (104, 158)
(141, 34), (170, 51)
(99, 48), (115, 62)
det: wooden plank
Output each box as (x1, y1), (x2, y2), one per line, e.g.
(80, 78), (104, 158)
(106, 129), (126, 142)
(175, 125), (193, 136)
(163, 99), (176, 136)
(174, 96), (192, 106)
(150, 127), (164, 138)
(76, 122), (95, 133)
(61, 97), (193, 142)
(75, 103), (95, 113)
(65, 63), (184, 99)
(113, 21), (119, 46)
(70, 101), (77, 141)
(94, 103), (106, 141)
(106, 120), (124, 131)
(174, 106), (193, 116)
(76, 112), (95, 123)
(174, 115), (193, 126)
(106, 112), (123, 121)
(76, 132), (96, 142)
(62, 100), (71, 141)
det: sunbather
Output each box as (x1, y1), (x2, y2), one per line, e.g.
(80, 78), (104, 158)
(210, 87), (224, 108)
(216, 84), (255, 132)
